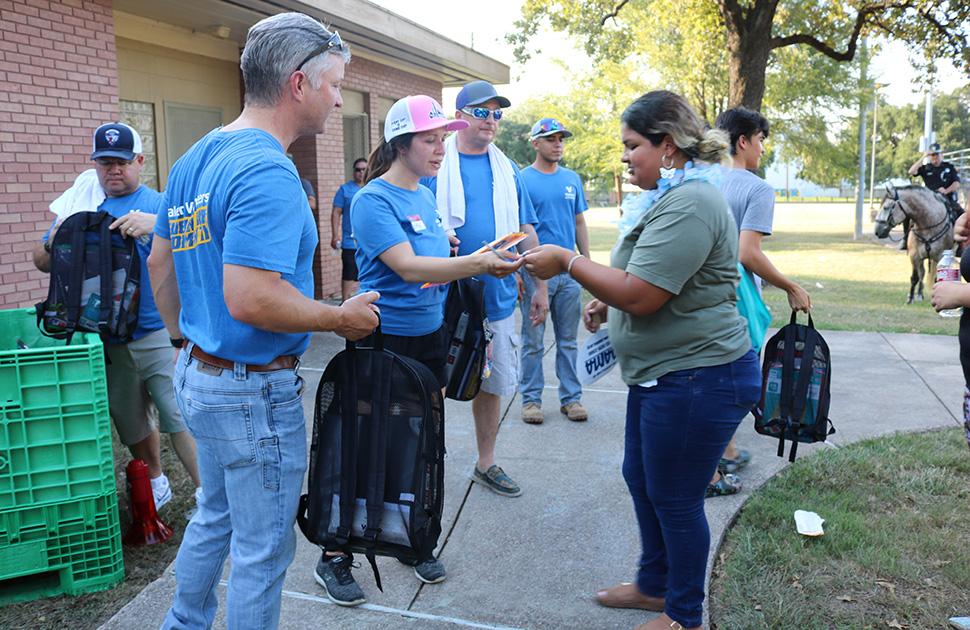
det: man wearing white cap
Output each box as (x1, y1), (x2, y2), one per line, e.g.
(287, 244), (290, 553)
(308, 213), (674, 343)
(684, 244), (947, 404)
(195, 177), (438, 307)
(519, 118), (590, 425)
(423, 81), (548, 498)
(31, 121), (201, 510)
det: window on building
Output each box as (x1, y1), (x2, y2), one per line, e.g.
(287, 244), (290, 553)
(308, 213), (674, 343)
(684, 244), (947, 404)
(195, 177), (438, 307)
(164, 102), (223, 165)
(341, 90), (368, 181)
(120, 99), (159, 191)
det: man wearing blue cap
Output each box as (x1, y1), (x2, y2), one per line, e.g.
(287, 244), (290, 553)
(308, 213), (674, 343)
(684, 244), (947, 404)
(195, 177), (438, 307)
(423, 80), (548, 498)
(32, 122), (202, 511)
(519, 118), (590, 425)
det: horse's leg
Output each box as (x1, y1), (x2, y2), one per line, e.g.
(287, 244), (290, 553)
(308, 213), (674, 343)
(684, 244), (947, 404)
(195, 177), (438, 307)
(908, 256), (918, 304)
(916, 254), (926, 301)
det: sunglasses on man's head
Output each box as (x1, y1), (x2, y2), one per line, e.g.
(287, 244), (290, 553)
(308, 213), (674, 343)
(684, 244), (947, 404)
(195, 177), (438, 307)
(461, 107), (503, 121)
(295, 31), (345, 71)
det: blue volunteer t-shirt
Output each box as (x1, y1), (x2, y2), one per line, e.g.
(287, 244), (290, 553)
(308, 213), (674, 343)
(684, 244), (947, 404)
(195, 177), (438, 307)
(521, 165), (588, 249)
(422, 153), (537, 321)
(333, 181), (361, 249)
(43, 185), (166, 342)
(351, 179), (449, 336)
(154, 128), (319, 364)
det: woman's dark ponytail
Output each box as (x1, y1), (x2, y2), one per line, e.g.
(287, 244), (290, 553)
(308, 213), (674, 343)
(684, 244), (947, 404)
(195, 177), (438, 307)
(364, 134), (414, 183)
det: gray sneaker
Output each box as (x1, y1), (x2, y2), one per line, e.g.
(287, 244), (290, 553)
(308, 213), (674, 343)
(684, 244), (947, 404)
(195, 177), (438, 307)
(471, 464), (522, 497)
(413, 557), (446, 584)
(314, 554), (366, 606)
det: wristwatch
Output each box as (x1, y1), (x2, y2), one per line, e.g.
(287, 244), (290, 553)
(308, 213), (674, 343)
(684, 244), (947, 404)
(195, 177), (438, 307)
(170, 337), (185, 349)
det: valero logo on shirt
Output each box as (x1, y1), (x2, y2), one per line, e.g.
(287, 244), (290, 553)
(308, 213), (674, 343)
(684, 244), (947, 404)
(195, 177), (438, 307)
(564, 185), (576, 201)
(168, 192), (212, 252)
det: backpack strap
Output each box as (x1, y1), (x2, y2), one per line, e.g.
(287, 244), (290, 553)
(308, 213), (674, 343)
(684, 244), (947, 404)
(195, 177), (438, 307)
(335, 345), (359, 548)
(777, 312), (798, 458)
(96, 215), (113, 339)
(786, 329), (818, 462)
(361, 338), (392, 592)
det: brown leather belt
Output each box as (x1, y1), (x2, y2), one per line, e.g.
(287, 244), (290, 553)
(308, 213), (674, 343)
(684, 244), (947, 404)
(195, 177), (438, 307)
(186, 342), (298, 373)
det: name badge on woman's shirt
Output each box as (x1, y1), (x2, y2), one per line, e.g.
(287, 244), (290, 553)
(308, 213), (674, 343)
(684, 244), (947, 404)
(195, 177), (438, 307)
(407, 214), (427, 232)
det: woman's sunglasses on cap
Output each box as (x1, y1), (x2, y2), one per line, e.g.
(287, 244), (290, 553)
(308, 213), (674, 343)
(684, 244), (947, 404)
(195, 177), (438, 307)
(461, 107), (503, 121)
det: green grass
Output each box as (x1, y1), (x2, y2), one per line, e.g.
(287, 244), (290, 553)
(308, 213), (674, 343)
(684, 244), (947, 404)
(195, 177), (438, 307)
(708, 428), (970, 629)
(583, 203), (959, 335)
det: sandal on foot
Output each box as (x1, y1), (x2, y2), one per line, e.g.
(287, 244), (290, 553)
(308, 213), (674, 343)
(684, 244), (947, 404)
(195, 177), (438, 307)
(594, 582), (664, 611)
(705, 473), (742, 498)
(717, 449), (751, 474)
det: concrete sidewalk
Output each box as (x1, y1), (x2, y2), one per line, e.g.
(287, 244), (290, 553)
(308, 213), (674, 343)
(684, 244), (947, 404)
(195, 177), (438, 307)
(101, 322), (964, 630)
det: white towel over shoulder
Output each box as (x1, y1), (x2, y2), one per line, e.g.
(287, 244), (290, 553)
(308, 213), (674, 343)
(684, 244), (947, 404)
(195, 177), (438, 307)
(435, 133), (519, 238)
(49, 169), (106, 222)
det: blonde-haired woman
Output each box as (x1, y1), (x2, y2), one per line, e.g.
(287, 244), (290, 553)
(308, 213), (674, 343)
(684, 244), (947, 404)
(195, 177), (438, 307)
(524, 90), (760, 630)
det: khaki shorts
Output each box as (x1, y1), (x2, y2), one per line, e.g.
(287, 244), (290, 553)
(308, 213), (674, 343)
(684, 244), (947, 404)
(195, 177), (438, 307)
(105, 328), (186, 445)
(481, 314), (520, 397)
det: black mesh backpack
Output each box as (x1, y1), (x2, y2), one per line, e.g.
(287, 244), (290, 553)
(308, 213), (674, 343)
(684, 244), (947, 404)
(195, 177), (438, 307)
(297, 328), (445, 590)
(443, 277), (489, 401)
(36, 211), (140, 344)
(753, 312), (835, 461)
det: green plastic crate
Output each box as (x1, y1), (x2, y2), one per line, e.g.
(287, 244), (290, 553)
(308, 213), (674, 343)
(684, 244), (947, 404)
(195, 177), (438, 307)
(0, 490), (124, 603)
(0, 308), (114, 510)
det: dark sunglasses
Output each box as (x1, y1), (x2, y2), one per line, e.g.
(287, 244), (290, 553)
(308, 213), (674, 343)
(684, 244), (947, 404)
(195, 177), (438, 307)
(295, 31), (345, 72)
(354, 166), (367, 172)
(461, 107), (503, 121)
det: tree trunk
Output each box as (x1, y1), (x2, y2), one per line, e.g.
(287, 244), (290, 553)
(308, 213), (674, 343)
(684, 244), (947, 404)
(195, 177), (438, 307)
(727, 36), (771, 110)
(721, 0), (778, 111)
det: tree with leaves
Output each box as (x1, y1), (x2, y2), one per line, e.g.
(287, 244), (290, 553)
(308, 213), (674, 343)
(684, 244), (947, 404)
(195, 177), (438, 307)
(509, 0), (970, 112)
(495, 60), (650, 202)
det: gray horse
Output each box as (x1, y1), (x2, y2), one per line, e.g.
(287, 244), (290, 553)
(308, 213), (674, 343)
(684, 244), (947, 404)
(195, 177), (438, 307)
(873, 184), (954, 304)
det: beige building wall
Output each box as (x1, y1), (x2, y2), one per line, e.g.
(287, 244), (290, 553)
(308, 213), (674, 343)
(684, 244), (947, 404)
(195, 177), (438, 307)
(114, 11), (242, 189)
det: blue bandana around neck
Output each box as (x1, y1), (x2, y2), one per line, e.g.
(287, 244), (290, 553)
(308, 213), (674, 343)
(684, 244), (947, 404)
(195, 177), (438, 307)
(618, 160), (723, 236)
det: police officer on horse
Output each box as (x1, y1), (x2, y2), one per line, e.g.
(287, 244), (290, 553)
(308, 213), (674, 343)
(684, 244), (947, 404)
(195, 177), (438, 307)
(900, 142), (964, 249)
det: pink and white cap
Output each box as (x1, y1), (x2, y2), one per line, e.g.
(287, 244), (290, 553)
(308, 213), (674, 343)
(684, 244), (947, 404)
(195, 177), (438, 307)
(384, 95), (469, 142)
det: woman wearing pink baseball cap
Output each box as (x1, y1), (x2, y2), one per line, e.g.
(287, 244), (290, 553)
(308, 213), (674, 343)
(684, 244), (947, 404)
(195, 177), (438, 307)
(313, 95), (523, 606)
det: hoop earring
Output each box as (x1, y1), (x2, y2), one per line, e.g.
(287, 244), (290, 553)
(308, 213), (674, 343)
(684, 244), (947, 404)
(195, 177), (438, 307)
(659, 154), (676, 180)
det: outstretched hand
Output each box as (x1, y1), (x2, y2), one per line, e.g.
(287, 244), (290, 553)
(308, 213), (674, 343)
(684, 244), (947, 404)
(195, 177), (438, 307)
(522, 244), (571, 280)
(481, 249), (525, 279)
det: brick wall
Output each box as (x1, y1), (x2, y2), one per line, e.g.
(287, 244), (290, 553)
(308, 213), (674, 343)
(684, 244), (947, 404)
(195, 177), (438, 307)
(296, 56), (443, 299)
(0, 2), (444, 304)
(0, 0), (117, 308)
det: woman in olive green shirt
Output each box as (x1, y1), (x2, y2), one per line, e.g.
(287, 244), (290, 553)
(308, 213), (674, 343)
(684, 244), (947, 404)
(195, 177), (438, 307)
(523, 90), (761, 630)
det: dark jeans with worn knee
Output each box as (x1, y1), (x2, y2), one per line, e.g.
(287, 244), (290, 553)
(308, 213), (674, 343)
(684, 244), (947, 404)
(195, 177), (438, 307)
(622, 349), (761, 628)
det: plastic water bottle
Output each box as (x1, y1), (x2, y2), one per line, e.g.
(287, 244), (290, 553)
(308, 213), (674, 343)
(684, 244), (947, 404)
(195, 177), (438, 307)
(936, 249), (962, 318)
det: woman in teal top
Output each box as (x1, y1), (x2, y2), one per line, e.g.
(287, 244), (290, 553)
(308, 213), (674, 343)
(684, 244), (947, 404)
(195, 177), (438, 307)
(523, 90), (761, 630)
(315, 95), (522, 606)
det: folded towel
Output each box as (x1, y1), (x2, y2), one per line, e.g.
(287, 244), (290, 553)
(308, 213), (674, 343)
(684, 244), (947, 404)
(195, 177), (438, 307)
(49, 169), (105, 221)
(435, 134), (519, 238)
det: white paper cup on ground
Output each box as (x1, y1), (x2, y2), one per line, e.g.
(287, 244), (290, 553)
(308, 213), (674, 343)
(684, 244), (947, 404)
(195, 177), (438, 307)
(794, 510), (825, 536)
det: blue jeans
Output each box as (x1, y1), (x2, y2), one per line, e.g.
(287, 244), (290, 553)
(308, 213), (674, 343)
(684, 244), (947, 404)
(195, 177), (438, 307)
(161, 346), (307, 630)
(623, 350), (760, 628)
(518, 271), (582, 406)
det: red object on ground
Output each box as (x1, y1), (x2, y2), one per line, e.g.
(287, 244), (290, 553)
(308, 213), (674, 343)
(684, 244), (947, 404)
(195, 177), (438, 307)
(123, 459), (173, 545)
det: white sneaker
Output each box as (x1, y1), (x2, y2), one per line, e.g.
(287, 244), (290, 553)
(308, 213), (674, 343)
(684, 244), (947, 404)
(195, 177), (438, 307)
(150, 474), (172, 510)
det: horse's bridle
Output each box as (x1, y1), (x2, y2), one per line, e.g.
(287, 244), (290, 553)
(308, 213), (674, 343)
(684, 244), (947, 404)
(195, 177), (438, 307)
(881, 187), (952, 256)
